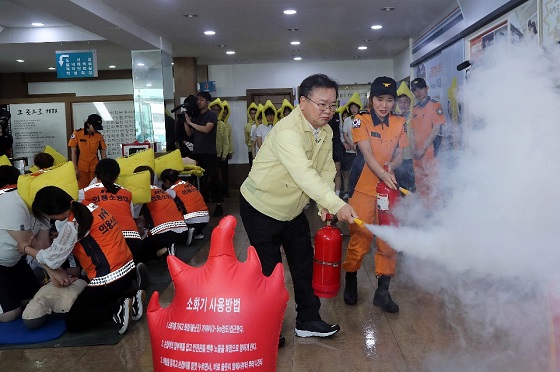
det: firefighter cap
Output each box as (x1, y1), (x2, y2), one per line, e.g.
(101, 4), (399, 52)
(370, 76), (398, 98)
(411, 78), (428, 91)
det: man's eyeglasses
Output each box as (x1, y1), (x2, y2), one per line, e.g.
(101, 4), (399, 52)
(305, 97), (337, 112)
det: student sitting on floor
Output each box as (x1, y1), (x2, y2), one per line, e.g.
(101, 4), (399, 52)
(160, 168), (210, 245)
(133, 166), (188, 258)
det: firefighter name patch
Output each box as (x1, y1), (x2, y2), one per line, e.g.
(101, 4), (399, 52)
(352, 118), (361, 128)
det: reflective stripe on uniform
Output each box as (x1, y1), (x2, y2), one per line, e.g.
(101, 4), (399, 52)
(88, 260), (135, 287)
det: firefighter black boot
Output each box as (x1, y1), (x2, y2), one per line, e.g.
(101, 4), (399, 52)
(343, 271), (358, 305)
(373, 275), (399, 313)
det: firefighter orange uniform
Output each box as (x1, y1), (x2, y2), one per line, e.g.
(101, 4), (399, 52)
(68, 127), (107, 189)
(410, 78), (446, 202)
(342, 112), (408, 276)
(71, 203), (134, 285)
(342, 76), (407, 313)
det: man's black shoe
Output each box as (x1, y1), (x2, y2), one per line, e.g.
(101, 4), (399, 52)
(343, 271), (358, 305)
(294, 320), (340, 338)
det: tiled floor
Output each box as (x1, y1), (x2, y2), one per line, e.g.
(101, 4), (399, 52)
(0, 191), (551, 371)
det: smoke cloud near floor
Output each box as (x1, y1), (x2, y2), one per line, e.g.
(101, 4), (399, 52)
(369, 41), (560, 371)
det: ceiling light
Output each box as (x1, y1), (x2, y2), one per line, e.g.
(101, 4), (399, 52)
(16, 59), (24, 63)
(137, 63), (145, 66)
(48, 67), (56, 70)
(283, 9), (297, 15)
(382, 7), (395, 11)
(93, 102), (113, 121)
(109, 65), (116, 69)
(31, 22), (44, 27)
(290, 41), (300, 45)
(358, 46), (367, 50)
(146, 83), (152, 87)
(183, 14), (197, 18)
(226, 51), (235, 55)
(288, 28), (298, 32)
(371, 25), (383, 30)
(218, 44), (227, 48)
(294, 57), (302, 61)
(204, 30), (216, 35)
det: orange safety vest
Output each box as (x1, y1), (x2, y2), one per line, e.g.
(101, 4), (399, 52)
(169, 180), (209, 220)
(82, 183), (140, 240)
(142, 186), (187, 235)
(71, 202), (134, 286)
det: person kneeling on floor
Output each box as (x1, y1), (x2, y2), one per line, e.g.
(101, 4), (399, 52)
(160, 169), (209, 245)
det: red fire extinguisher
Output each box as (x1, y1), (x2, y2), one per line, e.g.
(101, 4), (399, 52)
(312, 214), (343, 298)
(376, 172), (401, 227)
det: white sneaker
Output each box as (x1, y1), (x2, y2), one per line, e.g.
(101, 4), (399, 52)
(113, 298), (132, 334)
(131, 290), (146, 321)
(186, 227), (195, 246)
(168, 243), (176, 256)
(194, 233), (204, 240)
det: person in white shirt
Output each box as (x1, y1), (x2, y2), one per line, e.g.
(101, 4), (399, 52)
(341, 101), (362, 200)
(256, 107), (276, 148)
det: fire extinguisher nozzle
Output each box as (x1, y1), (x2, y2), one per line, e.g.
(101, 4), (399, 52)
(353, 218), (365, 227)
(398, 187), (410, 196)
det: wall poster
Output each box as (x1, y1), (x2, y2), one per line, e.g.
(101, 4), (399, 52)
(8, 102), (67, 165)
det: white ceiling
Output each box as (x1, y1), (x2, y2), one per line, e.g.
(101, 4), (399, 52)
(0, 0), (459, 74)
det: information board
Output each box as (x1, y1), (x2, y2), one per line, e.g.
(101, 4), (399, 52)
(56, 50), (98, 79)
(8, 102), (67, 165)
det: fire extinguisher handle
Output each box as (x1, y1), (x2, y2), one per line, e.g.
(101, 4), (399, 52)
(330, 214), (339, 226)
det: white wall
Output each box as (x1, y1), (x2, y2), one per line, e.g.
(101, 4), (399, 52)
(209, 59), (393, 97)
(209, 59), (394, 164)
(28, 79), (133, 96)
(393, 41), (413, 82)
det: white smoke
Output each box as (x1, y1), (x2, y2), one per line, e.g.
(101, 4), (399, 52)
(368, 41), (560, 371)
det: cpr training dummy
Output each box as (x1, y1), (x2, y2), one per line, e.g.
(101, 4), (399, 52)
(147, 215), (289, 371)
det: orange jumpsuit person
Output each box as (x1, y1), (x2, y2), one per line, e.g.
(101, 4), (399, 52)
(410, 78), (446, 205)
(342, 76), (408, 313)
(68, 113), (107, 189)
